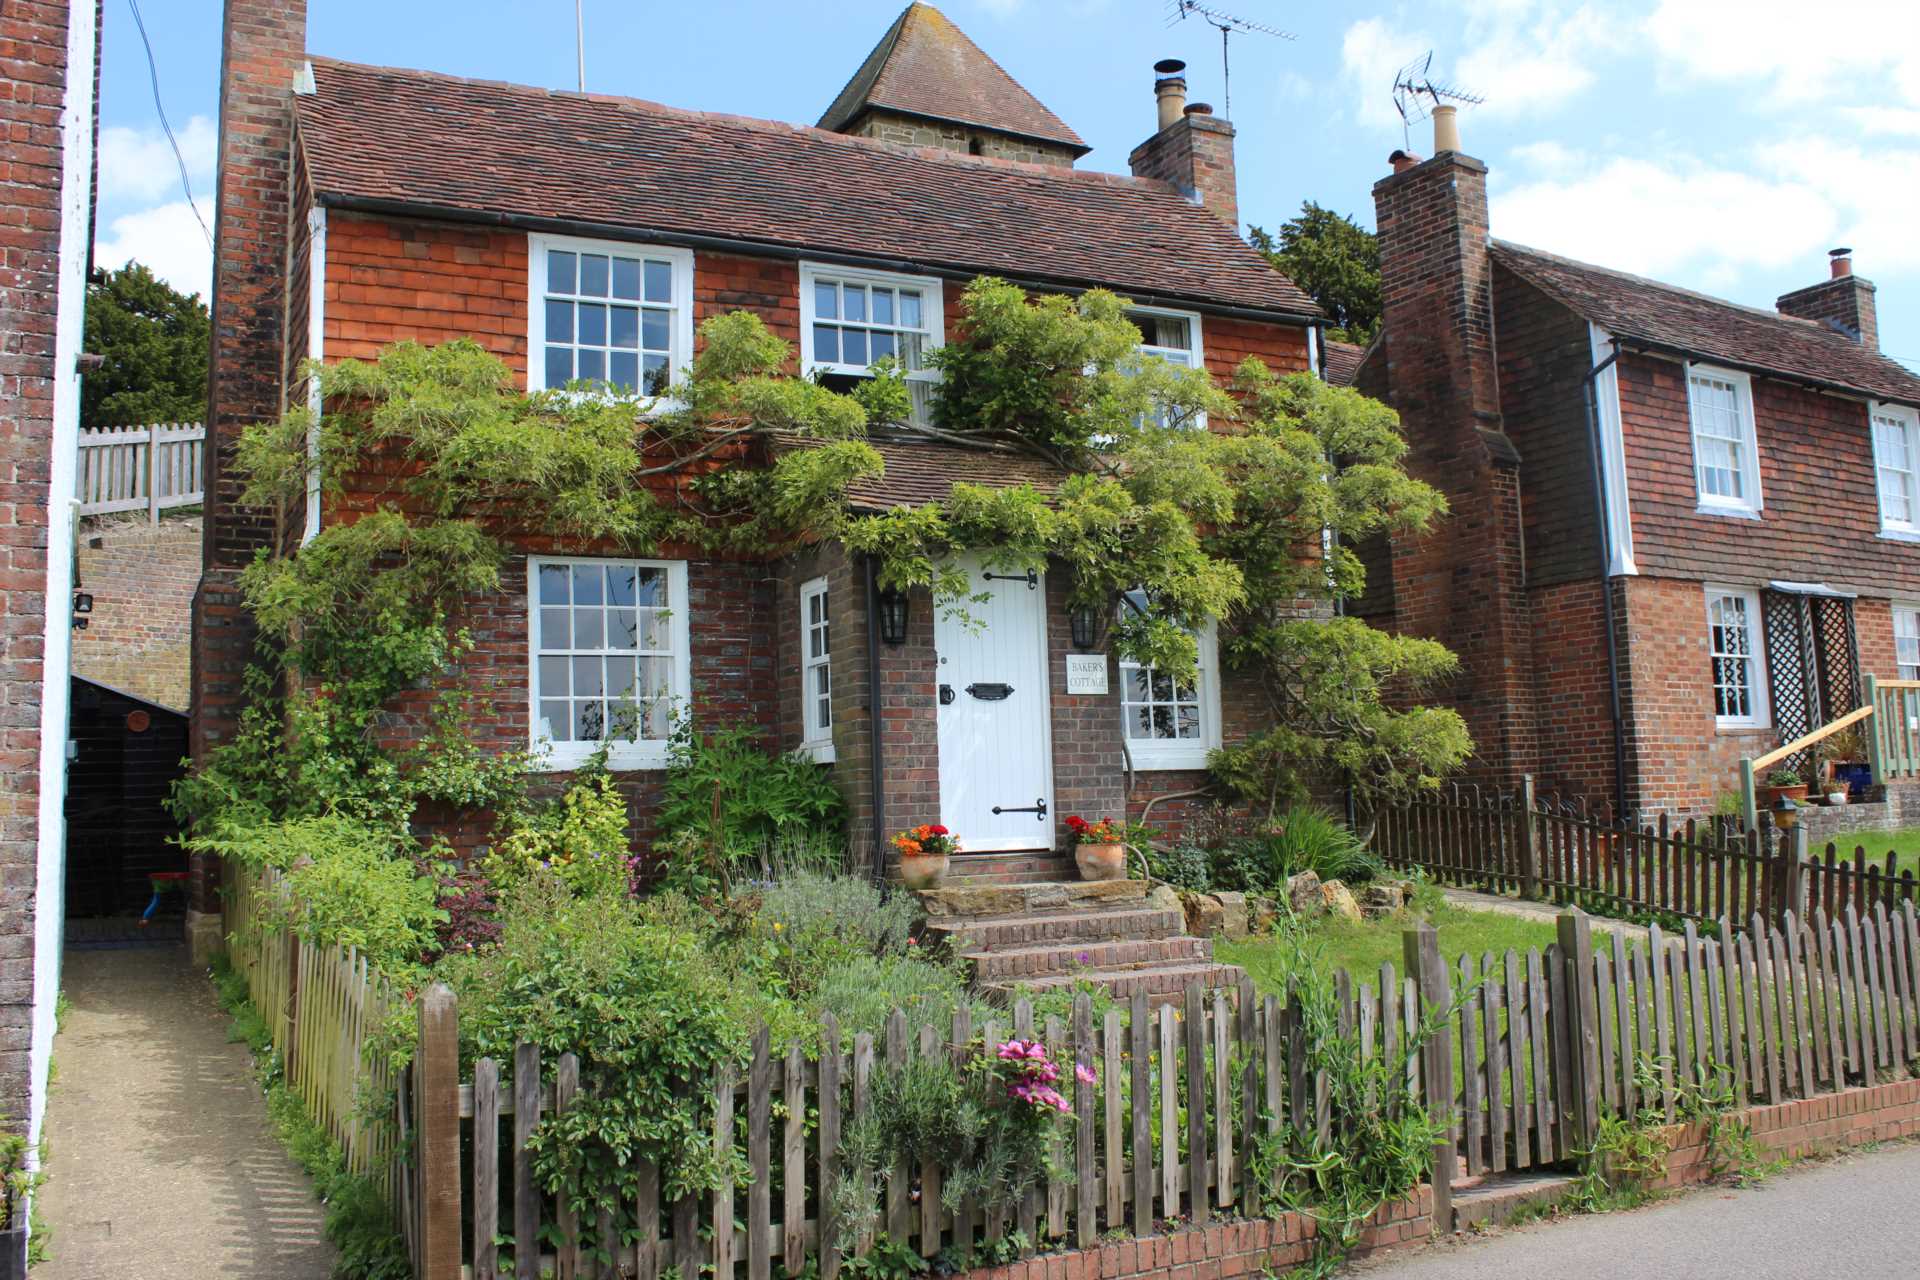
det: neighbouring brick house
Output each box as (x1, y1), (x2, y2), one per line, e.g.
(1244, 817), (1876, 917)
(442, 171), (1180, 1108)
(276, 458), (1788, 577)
(71, 515), (201, 711)
(1344, 108), (1920, 823)
(0, 0), (96, 1177)
(193, 0), (1327, 920)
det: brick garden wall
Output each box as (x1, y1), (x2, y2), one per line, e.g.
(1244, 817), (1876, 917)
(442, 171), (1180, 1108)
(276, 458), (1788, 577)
(71, 516), (202, 710)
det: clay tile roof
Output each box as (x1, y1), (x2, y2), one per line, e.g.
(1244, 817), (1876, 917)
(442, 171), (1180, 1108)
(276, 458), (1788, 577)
(818, 3), (1088, 155)
(295, 59), (1316, 319)
(1492, 241), (1920, 407)
(777, 433), (1068, 511)
(1322, 339), (1365, 387)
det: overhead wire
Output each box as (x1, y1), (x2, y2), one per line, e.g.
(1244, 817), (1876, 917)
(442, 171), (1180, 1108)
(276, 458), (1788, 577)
(124, 0), (214, 249)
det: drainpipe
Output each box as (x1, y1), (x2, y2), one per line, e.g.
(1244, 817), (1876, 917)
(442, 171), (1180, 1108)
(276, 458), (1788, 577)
(1582, 343), (1629, 822)
(864, 555), (887, 883)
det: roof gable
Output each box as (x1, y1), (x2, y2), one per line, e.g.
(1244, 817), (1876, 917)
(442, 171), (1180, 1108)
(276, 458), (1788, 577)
(294, 59), (1316, 318)
(1492, 241), (1920, 407)
(818, 3), (1087, 154)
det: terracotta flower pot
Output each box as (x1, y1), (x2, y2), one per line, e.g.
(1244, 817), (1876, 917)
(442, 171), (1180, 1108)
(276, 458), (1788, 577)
(898, 851), (949, 890)
(1075, 841), (1127, 882)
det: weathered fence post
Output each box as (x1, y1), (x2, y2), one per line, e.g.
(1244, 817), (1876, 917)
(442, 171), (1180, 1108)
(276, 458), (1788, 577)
(1787, 825), (1810, 924)
(283, 930), (302, 1080)
(1404, 924), (1454, 1232)
(1555, 910), (1599, 1150)
(1517, 775), (1539, 901)
(415, 983), (463, 1280)
(1865, 673), (1885, 787)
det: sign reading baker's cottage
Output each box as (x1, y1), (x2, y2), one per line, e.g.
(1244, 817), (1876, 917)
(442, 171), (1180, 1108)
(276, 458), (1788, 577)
(1065, 653), (1108, 695)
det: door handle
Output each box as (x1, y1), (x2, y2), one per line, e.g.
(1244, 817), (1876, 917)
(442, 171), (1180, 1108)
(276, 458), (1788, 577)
(992, 798), (1049, 822)
(939, 684), (955, 706)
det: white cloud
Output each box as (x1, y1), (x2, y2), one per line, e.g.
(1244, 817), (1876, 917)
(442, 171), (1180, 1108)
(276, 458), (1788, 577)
(1644, 0), (1920, 106)
(1340, 17), (1434, 131)
(1839, 106), (1920, 137)
(1754, 137), (1920, 273)
(97, 115), (215, 209)
(94, 199), (214, 301)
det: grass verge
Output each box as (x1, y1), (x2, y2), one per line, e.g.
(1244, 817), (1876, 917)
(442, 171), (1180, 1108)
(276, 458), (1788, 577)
(210, 957), (412, 1280)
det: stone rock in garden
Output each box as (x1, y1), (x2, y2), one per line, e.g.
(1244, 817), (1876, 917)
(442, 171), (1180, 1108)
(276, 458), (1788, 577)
(1286, 869), (1325, 917)
(1248, 894), (1280, 935)
(1213, 891), (1251, 940)
(1182, 891), (1225, 938)
(1146, 883), (1184, 916)
(1320, 879), (1364, 923)
(1360, 880), (1410, 918)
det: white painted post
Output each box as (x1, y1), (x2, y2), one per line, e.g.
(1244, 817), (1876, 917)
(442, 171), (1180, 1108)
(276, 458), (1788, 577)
(146, 422), (161, 523)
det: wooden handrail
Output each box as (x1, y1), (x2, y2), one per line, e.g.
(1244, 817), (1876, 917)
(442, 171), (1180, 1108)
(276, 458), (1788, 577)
(1875, 679), (1920, 690)
(1751, 703), (1875, 774)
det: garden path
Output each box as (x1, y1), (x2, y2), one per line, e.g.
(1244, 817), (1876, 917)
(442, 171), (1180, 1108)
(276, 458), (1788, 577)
(33, 945), (334, 1278)
(1439, 887), (1660, 941)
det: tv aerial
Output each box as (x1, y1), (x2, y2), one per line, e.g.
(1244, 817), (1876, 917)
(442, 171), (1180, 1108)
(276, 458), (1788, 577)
(1166, 1), (1296, 122)
(1391, 51), (1485, 151)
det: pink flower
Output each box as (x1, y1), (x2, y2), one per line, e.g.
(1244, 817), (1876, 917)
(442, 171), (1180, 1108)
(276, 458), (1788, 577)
(1075, 1064), (1097, 1086)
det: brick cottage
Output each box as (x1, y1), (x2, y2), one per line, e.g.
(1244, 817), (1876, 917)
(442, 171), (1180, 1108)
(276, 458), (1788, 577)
(192, 0), (1331, 929)
(1342, 106), (1920, 824)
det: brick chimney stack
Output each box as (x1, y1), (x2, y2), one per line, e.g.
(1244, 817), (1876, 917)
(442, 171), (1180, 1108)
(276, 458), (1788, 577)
(1129, 60), (1238, 230)
(1370, 112), (1537, 786)
(1776, 248), (1878, 349)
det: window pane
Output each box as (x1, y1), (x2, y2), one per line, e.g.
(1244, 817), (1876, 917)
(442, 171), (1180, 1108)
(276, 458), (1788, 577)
(538, 655), (569, 696)
(571, 565), (604, 605)
(871, 332), (896, 361)
(540, 700), (569, 741)
(815, 280), (838, 320)
(609, 352), (638, 392)
(545, 298), (574, 343)
(545, 346), (573, 388)
(639, 655), (673, 696)
(539, 564), (571, 605)
(843, 329), (868, 366)
(611, 256), (641, 300)
(573, 608), (604, 649)
(578, 349), (605, 383)
(644, 260), (673, 303)
(572, 655), (604, 696)
(610, 306), (639, 349)
(844, 285), (866, 322)
(639, 609), (669, 650)
(547, 249), (576, 295)
(580, 254), (610, 297)
(607, 565), (637, 606)
(637, 568), (666, 607)
(609, 607), (639, 648)
(577, 303), (606, 346)
(900, 291), (922, 328)
(540, 607), (569, 649)
(642, 355), (670, 396)
(575, 701), (605, 741)
(641, 308), (669, 352)
(872, 288), (893, 325)
(814, 325), (839, 363)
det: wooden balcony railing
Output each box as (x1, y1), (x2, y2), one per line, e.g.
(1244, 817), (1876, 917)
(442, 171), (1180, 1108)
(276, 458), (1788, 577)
(1740, 674), (1920, 828)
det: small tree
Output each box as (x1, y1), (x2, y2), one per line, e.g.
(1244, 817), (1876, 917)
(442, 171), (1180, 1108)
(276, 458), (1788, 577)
(1249, 202), (1382, 346)
(82, 263), (210, 428)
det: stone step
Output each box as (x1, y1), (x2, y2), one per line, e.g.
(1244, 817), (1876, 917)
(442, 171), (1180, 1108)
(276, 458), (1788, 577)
(917, 878), (1162, 920)
(1449, 1169), (1577, 1231)
(923, 904), (1187, 950)
(963, 935), (1214, 982)
(983, 959), (1244, 1004)
(940, 852), (1079, 885)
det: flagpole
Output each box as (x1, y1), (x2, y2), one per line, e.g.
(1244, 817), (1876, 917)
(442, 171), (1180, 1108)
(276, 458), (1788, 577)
(576, 0), (586, 91)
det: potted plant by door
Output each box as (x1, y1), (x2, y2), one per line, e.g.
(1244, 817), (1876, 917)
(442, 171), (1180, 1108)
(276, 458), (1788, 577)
(892, 824), (958, 890)
(1065, 815), (1129, 881)
(1760, 768), (1809, 810)
(1816, 726), (1870, 801)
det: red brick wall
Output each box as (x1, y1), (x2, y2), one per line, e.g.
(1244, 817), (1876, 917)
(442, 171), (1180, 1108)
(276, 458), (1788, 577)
(1526, 578), (1619, 808)
(71, 517), (202, 710)
(1617, 352), (1920, 596)
(1125, 114), (1238, 231)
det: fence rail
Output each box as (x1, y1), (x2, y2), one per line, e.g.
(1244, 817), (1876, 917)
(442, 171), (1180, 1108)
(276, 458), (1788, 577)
(76, 421), (203, 519)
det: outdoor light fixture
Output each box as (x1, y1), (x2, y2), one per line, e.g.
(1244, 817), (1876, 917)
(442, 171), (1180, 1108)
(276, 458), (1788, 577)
(1069, 603), (1098, 650)
(878, 586), (910, 646)
(72, 591), (93, 629)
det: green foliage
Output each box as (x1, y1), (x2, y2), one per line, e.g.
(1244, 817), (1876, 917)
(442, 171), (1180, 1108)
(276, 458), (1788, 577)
(1184, 805), (1380, 895)
(656, 724), (846, 886)
(1150, 842), (1214, 892)
(1249, 202), (1381, 345)
(810, 954), (989, 1047)
(82, 262), (210, 428)
(839, 1235), (929, 1280)
(732, 869), (921, 1002)
(485, 762), (634, 900)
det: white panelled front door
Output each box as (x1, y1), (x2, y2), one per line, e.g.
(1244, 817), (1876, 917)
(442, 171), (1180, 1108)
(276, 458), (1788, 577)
(934, 558), (1055, 852)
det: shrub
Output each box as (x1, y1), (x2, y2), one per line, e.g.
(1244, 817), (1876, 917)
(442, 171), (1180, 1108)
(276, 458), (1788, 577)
(485, 765), (634, 900)
(656, 724), (845, 880)
(811, 954), (990, 1045)
(1150, 843), (1214, 892)
(1198, 805), (1379, 894)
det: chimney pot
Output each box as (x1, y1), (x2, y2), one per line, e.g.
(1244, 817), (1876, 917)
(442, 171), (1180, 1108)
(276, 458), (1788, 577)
(1830, 247), (1853, 278)
(1389, 149), (1422, 174)
(1185, 101), (1214, 116)
(1432, 104), (1460, 154)
(1153, 61), (1189, 131)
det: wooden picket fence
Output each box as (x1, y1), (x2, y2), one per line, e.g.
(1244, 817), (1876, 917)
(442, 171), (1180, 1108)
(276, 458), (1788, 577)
(394, 898), (1920, 1280)
(76, 421), (204, 520)
(221, 862), (411, 1221)
(1371, 779), (1908, 930)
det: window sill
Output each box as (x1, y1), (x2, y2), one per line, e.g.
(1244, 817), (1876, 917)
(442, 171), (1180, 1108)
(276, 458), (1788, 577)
(800, 740), (836, 765)
(1713, 723), (1772, 736)
(1127, 747), (1214, 772)
(531, 741), (670, 772)
(1695, 502), (1762, 521)
(1878, 527), (1920, 544)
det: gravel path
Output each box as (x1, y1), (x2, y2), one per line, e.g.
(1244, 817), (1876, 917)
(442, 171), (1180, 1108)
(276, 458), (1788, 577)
(35, 945), (335, 1278)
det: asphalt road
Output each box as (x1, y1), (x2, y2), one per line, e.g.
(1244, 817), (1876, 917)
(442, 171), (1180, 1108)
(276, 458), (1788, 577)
(1351, 1140), (1920, 1279)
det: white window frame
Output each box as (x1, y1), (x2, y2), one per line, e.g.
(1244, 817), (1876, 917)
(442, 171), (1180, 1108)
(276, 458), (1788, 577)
(799, 575), (834, 763)
(798, 262), (944, 423)
(1871, 401), (1920, 540)
(527, 234), (695, 404)
(1686, 363), (1763, 517)
(1128, 304), (1207, 431)
(1118, 617), (1223, 770)
(1895, 602), (1920, 682)
(527, 555), (692, 771)
(1705, 584), (1769, 731)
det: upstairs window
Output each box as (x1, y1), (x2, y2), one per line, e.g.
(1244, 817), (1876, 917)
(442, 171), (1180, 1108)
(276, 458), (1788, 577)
(799, 264), (942, 424)
(1116, 591), (1221, 770)
(1896, 604), (1920, 682)
(1872, 402), (1920, 537)
(1128, 307), (1205, 429)
(1687, 364), (1762, 515)
(528, 235), (693, 399)
(1706, 585), (1768, 729)
(799, 576), (833, 761)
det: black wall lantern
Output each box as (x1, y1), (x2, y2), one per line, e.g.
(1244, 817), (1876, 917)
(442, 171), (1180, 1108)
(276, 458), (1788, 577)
(72, 590), (93, 630)
(878, 586), (910, 646)
(1069, 603), (1098, 650)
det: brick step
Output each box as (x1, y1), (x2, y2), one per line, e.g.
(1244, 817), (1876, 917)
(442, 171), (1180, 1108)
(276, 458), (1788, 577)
(917, 879), (1158, 920)
(963, 935), (1214, 982)
(983, 960), (1245, 1004)
(923, 905), (1187, 950)
(941, 852), (1079, 884)
(1449, 1170), (1576, 1231)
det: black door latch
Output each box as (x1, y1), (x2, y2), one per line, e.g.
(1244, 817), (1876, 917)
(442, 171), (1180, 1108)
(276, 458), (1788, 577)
(939, 684), (955, 705)
(991, 798), (1049, 821)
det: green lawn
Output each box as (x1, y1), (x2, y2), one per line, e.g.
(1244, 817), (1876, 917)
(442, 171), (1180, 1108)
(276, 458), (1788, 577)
(1813, 828), (1920, 871)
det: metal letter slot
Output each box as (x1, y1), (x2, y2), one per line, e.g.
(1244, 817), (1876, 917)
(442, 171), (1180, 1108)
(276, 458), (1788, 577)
(965, 682), (1014, 701)
(992, 798), (1049, 821)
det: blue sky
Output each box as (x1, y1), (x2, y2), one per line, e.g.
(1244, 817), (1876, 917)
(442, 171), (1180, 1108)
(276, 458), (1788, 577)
(97, 0), (1920, 368)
